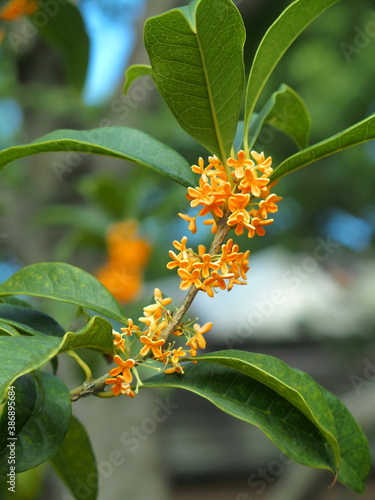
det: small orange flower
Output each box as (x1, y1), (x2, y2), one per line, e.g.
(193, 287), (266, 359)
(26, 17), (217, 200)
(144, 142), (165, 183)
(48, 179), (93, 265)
(139, 336), (165, 358)
(238, 167), (270, 197)
(227, 150), (254, 179)
(178, 268), (202, 290)
(109, 355), (135, 383)
(121, 318), (140, 337)
(186, 322), (212, 350)
(105, 375), (136, 397)
(113, 331), (126, 352)
(192, 253), (220, 279)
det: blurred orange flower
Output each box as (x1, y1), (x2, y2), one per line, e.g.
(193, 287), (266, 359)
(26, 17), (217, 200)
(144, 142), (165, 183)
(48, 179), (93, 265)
(0, 0), (39, 20)
(96, 220), (151, 303)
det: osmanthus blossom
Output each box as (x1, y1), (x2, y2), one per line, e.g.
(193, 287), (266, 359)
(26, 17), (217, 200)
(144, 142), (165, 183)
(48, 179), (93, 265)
(0, 0), (38, 20)
(105, 150), (281, 397)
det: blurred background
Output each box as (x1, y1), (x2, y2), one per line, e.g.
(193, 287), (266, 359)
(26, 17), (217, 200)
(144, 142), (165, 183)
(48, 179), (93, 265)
(0, 0), (374, 499)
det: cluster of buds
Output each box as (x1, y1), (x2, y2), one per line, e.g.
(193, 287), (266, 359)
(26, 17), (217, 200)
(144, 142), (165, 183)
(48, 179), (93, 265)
(105, 288), (212, 396)
(172, 150), (282, 295)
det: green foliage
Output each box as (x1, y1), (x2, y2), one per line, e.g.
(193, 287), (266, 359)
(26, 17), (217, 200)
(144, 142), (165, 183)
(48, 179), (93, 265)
(247, 83), (311, 151)
(0, 372), (71, 473)
(32, 0), (89, 91)
(143, 351), (371, 494)
(0, 262), (127, 323)
(51, 416), (98, 500)
(244, 0), (341, 137)
(144, 0), (245, 160)
(0, 0), (373, 497)
(123, 64), (152, 95)
(271, 114), (375, 181)
(0, 128), (196, 187)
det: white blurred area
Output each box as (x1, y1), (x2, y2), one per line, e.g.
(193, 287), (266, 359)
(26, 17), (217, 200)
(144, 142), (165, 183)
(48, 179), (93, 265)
(150, 243), (375, 344)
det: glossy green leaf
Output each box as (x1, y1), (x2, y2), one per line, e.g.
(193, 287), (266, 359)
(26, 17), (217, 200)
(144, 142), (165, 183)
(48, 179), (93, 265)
(248, 84), (311, 150)
(0, 262), (126, 323)
(271, 114), (375, 182)
(32, 0), (89, 91)
(0, 372), (71, 473)
(0, 303), (65, 337)
(51, 416), (98, 500)
(145, 0), (245, 160)
(142, 361), (335, 472)
(123, 64), (152, 95)
(244, 0), (341, 144)
(0, 128), (196, 187)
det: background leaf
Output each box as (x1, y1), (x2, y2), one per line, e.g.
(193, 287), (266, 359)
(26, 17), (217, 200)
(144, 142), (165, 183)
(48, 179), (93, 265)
(271, 114), (375, 182)
(32, 0), (89, 91)
(0, 128), (196, 187)
(144, 0), (245, 160)
(123, 64), (152, 95)
(244, 0), (341, 142)
(247, 84), (311, 150)
(51, 415), (98, 500)
(0, 262), (127, 323)
(0, 372), (71, 473)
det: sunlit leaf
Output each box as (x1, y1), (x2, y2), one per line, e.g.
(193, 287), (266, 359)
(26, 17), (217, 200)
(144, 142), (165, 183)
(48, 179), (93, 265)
(145, 0), (245, 160)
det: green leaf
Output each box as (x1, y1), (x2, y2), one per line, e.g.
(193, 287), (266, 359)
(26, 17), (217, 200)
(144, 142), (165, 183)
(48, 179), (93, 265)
(248, 84), (311, 150)
(0, 128), (196, 187)
(144, 0), (245, 160)
(59, 316), (115, 355)
(0, 316), (114, 402)
(0, 319), (20, 337)
(0, 336), (61, 402)
(123, 64), (152, 95)
(0, 372), (71, 473)
(191, 350), (340, 469)
(0, 262), (126, 323)
(143, 361), (335, 472)
(0, 303), (65, 337)
(32, 0), (89, 91)
(300, 372), (372, 494)
(51, 416), (98, 500)
(244, 0), (341, 143)
(271, 114), (375, 182)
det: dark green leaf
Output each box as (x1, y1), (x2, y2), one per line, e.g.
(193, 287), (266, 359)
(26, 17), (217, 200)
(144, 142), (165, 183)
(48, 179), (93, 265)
(0, 303), (65, 337)
(271, 114), (375, 182)
(0, 128), (196, 187)
(145, 0), (245, 160)
(248, 84), (311, 150)
(0, 372), (71, 473)
(51, 416), (98, 500)
(0, 262), (126, 323)
(244, 0), (341, 146)
(0, 336), (61, 402)
(32, 0), (89, 90)
(142, 362), (335, 471)
(123, 64), (152, 95)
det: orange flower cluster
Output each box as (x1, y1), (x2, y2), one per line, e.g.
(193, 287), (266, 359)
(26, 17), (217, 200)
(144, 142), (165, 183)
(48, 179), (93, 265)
(105, 288), (213, 396)
(96, 220), (151, 303)
(0, 0), (38, 20)
(173, 150), (282, 295)
(167, 237), (249, 296)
